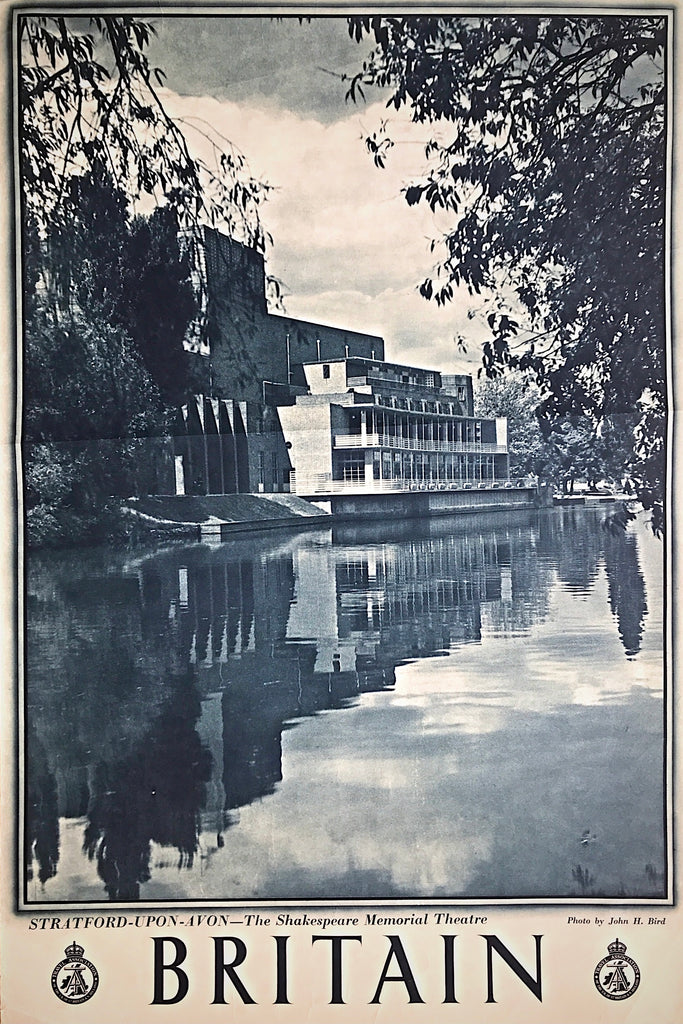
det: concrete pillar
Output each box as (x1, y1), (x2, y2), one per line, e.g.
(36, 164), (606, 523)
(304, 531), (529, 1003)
(364, 450), (374, 486)
(174, 455), (185, 495)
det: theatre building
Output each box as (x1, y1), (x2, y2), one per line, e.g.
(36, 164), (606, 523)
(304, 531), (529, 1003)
(170, 228), (516, 508)
(279, 358), (509, 497)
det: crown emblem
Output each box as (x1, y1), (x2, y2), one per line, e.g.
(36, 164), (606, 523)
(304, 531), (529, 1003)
(64, 941), (84, 958)
(607, 937), (627, 956)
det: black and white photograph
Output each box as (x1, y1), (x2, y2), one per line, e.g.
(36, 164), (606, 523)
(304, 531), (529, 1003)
(2, 4), (678, 1021)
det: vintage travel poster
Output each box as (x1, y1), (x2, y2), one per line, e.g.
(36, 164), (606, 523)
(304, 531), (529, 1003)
(0, 3), (680, 1022)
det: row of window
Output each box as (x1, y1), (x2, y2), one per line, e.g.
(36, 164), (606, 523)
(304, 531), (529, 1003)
(321, 361), (468, 406)
(336, 452), (499, 482)
(346, 409), (483, 443)
(374, 394), (467, 414)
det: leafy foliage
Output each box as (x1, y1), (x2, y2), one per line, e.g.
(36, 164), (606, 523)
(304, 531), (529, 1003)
(19, 15), (271, 256)
(42, 176), (199, 406)
(18, 15), (277, 544)
(24, 171), (199, 428)
(475, 374), (550, 480)
(22, 172), (199, 545)
(345, 15), (667, 531)
(23, 308), (163, 544)
(119, 208), (198, 406)
(476, 373), (637, 493)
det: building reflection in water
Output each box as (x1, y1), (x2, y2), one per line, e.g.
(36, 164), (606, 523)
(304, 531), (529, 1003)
(24, 507), (657, 900)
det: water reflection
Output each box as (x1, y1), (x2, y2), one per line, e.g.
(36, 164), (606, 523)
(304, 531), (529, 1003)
(25, 723), (59, 886)
(24, 508), (664, 902)
(604, 530), (648, 657)
(82, 672), (212, 900)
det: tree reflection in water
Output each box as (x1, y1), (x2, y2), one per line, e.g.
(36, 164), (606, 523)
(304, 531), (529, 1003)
(82, 672), (211, 901)
(25, 724), (59, 886)
(603, 530), (648, 658)
(24, 507), (659, 900)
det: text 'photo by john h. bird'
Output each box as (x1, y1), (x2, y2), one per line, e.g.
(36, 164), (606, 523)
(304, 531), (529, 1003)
(1, 6), (678, 1024)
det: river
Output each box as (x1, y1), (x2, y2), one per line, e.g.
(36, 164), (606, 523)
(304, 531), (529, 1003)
(24, 506), (666, 904)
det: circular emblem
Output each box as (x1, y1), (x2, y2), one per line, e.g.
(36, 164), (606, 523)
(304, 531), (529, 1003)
(51, 941), (99, 1004)
(594, 937), (640, 1000)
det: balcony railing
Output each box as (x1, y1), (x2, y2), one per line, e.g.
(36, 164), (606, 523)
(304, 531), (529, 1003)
(291, 474), (520, 496)
(347, 376), (439, 396)
(333, 433), (507, 455)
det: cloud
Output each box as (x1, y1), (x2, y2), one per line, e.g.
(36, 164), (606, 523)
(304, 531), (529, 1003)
(162, 88), (489, 373)
(288, 287), (485, 373)
(147, 16), (379, 124)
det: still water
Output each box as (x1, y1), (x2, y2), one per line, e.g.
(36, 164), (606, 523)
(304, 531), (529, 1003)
(25, 507), (666, 903)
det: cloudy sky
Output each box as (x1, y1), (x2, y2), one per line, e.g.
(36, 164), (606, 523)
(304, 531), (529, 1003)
(146, 15), (487, 373)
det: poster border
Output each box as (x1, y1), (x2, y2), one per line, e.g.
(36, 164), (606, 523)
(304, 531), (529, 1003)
(8, 0), (677, 916)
